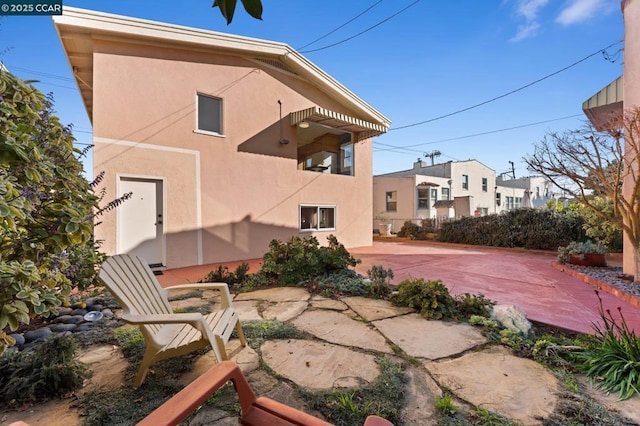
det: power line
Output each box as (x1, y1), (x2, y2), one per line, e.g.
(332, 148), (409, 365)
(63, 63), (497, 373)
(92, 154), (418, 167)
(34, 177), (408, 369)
(374, 113), (583, 153)
(390, 41), (622, 131)
(6, 65), (75, 81)
(297, 1), (383, 51)
(300, 0), (421, 54)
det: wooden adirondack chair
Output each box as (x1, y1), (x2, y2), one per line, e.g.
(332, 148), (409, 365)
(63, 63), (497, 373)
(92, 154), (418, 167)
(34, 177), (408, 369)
(138, 361), (394, 426)
(98, 254), (246, 388)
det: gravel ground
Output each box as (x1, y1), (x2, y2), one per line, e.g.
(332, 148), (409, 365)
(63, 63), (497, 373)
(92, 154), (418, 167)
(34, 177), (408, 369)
(568, 264), (640, 296)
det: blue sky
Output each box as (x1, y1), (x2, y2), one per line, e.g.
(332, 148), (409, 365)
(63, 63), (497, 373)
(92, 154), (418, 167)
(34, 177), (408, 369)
(1, 0), (623, 178)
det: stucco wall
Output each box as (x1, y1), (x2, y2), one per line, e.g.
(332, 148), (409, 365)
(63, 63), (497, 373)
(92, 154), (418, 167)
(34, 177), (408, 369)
(624, 0), (640, 274)
(92, 39), (374, 268)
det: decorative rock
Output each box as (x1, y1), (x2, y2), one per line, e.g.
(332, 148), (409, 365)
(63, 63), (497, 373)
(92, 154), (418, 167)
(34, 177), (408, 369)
(261, 339), (380, 390)
(70, 308), (88, 316)
(74, 324), (94, 332)
(101, 308), (114, 318)
(89, 304), (104, 312)
(24, 327), (52, 343)
(65, 315), (86, 325)
(54, 307), (73, 317)
(49, 323), (77, 333)
(54, 315), (72, 324)
(83, 297), (102, 307)
(373, 314), (487, 359)
(9, 333), (25, 346)
(292, 310), (392, 353)
(491, 304), (533, 338)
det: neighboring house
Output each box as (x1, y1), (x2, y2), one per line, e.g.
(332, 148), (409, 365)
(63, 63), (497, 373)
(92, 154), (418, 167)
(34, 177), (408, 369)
(581, 1), (636, 277)
(53, 8), (390, 269)
(373, 159), (553, 231)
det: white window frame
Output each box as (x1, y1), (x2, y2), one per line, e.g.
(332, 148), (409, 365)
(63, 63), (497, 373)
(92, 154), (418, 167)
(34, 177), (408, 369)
(417, 187), (429, 210)
(442, 187), (450, 200)
(299, 205), (336, 232)
(386, 191), (397, 212)
(195, 93), (223, 136)
(482, 177), (488, 192)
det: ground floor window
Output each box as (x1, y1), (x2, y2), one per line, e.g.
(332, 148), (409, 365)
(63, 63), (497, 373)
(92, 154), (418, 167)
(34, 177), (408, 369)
(300, 205), (336, 231)
(417, 188), (429, 209)
(386, 191), (397, 212)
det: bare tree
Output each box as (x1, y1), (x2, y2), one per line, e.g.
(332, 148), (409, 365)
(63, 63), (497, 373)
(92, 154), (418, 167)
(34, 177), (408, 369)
(524, 108), (640, 280)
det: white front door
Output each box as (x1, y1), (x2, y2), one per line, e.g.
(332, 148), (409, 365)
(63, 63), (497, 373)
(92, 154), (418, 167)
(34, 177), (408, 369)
(118, 178), (164, 266)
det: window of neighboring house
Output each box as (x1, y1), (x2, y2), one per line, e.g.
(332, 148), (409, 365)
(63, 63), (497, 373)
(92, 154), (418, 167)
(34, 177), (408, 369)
(462, 174), (469, 190)
(299, 205), (335, 231)
(442, 187), (450, 200)
(515, 197), (523, 208)
(386, 191), (397, 212)
(197, 93), (222, 134)
(482, 177), (488, 192)
(430, 188), (438, 202)
(535, 187), (540, 197)
(505, 196), (514, 210)
(496, 192), (501, 206)
(417, 187), (429, 209)
(479, 207), (489, 216)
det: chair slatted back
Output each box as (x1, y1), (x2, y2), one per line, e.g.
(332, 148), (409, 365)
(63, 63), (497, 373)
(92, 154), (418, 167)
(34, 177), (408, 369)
(98, 254), (172, 335)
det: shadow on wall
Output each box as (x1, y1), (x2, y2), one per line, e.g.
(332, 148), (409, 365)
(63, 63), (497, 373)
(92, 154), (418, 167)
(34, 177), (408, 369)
(123, 214), (302, 268)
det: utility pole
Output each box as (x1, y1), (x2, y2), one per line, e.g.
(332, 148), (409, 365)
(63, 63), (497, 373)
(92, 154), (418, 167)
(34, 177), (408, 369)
(425, 150), (442, 166)
(509, 161), (515, 179)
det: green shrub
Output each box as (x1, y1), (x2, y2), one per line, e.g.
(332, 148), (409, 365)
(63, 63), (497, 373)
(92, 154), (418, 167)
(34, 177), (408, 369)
(454, 292), (494, 318)
(114, 326), (146, 360)
(0, 71), (99, 353)
(0, 335), (88, 404)
(199, 262), (252, 288)
(367, 265), (394, 297)
(390, 278), (457, 320)
(579, 292), (640, 400)
(438, 209), (585, 250)
(557, 240), (608, 264)
(312, 269), (370, 297)
(260, 235), (360, 286)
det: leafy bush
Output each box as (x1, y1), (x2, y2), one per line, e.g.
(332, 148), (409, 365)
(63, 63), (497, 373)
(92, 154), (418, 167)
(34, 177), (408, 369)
(438, 209), (585, 250)
(579, 292), (640, 400)
(367, 265), (394, 297)
(397, 219), (437, 240)
(260, 235), (360, 286)
(312, 269), (370, 297)
(568, 197), (623, 251)
(391, 278), (495, 321)
(557, 240), (608, 264)
(0, 70), (99, 353)
(0, 335), (88, 404)
(198, 262), (251, 288)
(390, 278), (457, 320)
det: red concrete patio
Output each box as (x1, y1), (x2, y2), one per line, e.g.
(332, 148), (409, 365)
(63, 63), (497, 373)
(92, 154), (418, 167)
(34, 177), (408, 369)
(158, 240), (640, 335)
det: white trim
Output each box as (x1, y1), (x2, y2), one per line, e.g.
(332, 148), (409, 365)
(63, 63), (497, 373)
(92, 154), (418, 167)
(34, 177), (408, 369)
(196, 92), (223, 135)
(95, 137), (203, 265)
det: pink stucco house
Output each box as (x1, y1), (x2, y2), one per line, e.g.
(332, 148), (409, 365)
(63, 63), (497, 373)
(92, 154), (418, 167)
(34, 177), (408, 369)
(582, 1), (639, 277)
(53, 7), (390, 269)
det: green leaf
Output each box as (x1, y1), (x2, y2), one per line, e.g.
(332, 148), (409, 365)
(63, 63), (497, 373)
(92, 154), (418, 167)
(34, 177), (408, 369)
(213, 0), (237, 25)
(0, 204), (11, 217)
(65, 221), (80, 233)
(241, 0), (262, 20)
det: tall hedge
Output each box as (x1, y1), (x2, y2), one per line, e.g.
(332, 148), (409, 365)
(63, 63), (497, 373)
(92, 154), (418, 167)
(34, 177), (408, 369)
(438, 208), (585, 250)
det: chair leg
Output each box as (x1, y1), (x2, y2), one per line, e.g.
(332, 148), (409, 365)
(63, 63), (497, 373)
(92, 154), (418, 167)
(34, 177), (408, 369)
(134, 350), (156, 388)
(235, 320), (247, 347)
(214, 334), (228, 361)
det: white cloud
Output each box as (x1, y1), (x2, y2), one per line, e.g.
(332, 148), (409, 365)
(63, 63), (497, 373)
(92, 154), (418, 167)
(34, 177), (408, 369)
(515, 0), (550, 20)
(510, 0), (549, 41)
(556, 0), (608, 26)
(511, 21), (542, 42)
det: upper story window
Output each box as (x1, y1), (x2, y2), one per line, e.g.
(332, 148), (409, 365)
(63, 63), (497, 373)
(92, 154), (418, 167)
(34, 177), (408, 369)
(462, 174), (469, 190)
(197, 93), (222, 135)
(386, 191), (397, 212)
(482, 177), (488, 192)
(417, 188), (429, 209)
(442, 187), (450, 200)
(430, 188), (438, 201)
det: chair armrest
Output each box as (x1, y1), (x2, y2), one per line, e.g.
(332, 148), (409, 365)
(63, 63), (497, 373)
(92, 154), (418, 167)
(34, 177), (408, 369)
(165, 282), (234, 309)
(137, 361), (256, 426)
(123, 313), (204, 325)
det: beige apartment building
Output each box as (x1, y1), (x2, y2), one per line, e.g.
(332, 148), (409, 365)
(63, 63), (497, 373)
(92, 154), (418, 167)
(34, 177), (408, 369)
(373, 160), (553, 232)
